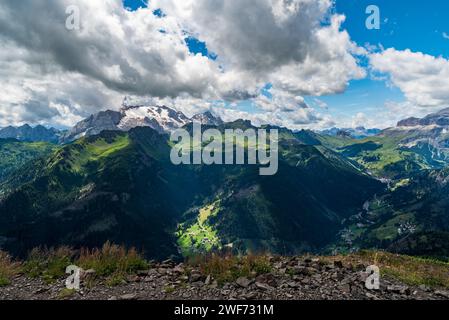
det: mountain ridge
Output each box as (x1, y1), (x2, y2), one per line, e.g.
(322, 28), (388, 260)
(0, 124), (61, 143)
(2, 107), (449, 260)
(397, 108), (449, 127)
(0, 124), (382, 259)
(60, 104), (223, 144)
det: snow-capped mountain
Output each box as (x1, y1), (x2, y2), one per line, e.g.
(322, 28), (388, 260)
(60, 100), (223, 143)
(118, 105), (190, 133)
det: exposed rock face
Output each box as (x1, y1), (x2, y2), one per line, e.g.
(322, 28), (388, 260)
(379, 108), (449, 167)
(397, 108), (449, 127)
(420, 108), (449, 126)
(60, 110), (122, 143)
(397, 117), (421, 127)
(191, 111), (223, 126)
(0, 124), (60, 143)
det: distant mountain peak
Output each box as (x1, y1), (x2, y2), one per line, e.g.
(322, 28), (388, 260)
(0, 124), (60, 143)
(397, 108), (449, 127)
(61, 100), (227, 143)
(191, 110), (223, 126)
(397, 117), (421, 127)
(118, 104), (190, 133)
(321, 127), (381, 139)
(434, 107), (449, 116)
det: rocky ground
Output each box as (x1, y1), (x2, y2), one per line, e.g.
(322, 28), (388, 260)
(1, 256), (448, 300)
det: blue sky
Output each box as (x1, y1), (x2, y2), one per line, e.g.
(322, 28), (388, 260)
(321, 0), (449, 126)
(123, 0), (147, 11)
(336, 0), (449, 58)
(122, 0), (449, 58)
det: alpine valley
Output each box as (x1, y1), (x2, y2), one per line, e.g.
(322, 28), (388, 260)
(1, 102), (449, 261)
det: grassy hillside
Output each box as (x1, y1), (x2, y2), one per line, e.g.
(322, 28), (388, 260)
(0, 139), (57, 184)
(330, 167), (449, 259)
(0, 126), (383, 260)
(318, 132), (435, 179)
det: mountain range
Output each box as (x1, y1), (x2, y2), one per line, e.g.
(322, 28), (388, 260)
(60, 101), (223, 143)
(1, 104), (449, 260)
(1, 103), (224, 145)
(321, 127), (381, 139)
(0, 124), (61, 143)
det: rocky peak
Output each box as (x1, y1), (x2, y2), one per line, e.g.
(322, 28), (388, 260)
(420, 108), (449, 126)
(397, 117), (422, 127)
(397, 108), (449, 127)
(191, 111), (223, 126)
(60, 110), (122, 143)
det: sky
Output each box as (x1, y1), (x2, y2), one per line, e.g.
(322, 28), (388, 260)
(323, 0), (449, 128)
(0, 0), (449, 130)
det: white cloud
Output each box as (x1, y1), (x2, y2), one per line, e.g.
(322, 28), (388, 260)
(351, 112), (369, 128)
(0, 0), (366, 128)
(152, 0), (365, 97)
(0, 0), (221, 127)
(253, 88), (309, 112)
(331, 101), (443, 130)
(370, 48), (449, 108)
(313, 98), (328, 109)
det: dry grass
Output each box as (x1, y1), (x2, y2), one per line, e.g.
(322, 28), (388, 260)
(322, 250), (449, 289)
(76, 242), (148, 286)
(22, 246), (75, 283)
(0, 251), (20, 286)
(6, 244), (449, 291)
(19, 242), (148, 286)
(188, 253), (272, 285)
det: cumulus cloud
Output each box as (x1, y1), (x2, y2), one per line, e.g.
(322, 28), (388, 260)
(0, 0), (220, 98)
(0, 0), (222, 126)
(253, 88), (309, 112)
(0, 0), (365, 128)
(313, 98), (328, 109)
(331, 101), (443, 130)
(151, 0), (365, 97)
(370, 48), (449, 108)
(153, 0), (327, 72)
